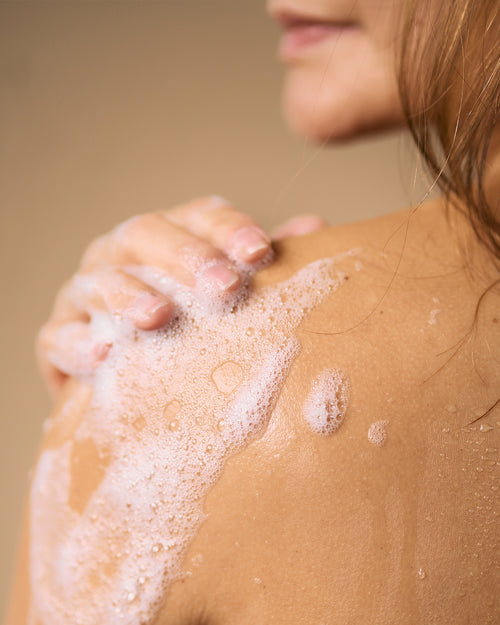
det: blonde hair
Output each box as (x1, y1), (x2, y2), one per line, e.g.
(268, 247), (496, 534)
(399, 0), (500, 261)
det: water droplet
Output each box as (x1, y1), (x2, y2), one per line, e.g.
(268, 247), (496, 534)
(152, 543), (163, 553)
(417, 568), (426, 580)
(133, 416), (146, 431)
(485, 448), (498, 454)
(480, 424), (493, 432)
(217, 419), (226, 432)
(442, 427), (451, 433)
(138, 576), (147, 585)
(245, 327), (254, 337)
(168, 419), (179, 432)
(163, 399), (181, 422)
(127, 592), (136, 602)
(211, 361), (243, 394)
(200, 348), (207, 356)
(484, 459), (498, 467)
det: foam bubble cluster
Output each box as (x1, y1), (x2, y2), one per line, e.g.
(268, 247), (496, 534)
(29, 250), (360, 625)
(303, 369), (349, 436)
(367, 420), (389, 447)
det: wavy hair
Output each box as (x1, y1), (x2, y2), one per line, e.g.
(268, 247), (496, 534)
(399, 0), (500, 261)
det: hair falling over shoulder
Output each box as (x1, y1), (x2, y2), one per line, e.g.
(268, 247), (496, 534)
(398, 0), (500, 263)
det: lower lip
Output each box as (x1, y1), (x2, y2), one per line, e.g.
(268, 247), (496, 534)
(279, 23), (350, 61)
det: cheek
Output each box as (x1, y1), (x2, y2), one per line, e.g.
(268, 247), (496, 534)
(281, 30), (404, 141)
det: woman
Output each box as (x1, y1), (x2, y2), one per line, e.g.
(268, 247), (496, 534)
(7, 0), (499, 623)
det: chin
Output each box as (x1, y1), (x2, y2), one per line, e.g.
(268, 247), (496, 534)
(281, 61), (405, 144)
(281, 80), (361, 142)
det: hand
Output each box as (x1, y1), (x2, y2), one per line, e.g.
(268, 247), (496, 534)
(37, 196), (328, 396)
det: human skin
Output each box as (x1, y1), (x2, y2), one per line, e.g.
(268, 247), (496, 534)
(267, 0), (406, 140)
(6, 0), (500, 622)
(157, 205), (500, 624)
(36, 198), (328, 397)
(37, 0), (412, 395)
(7, 201), (500, 624)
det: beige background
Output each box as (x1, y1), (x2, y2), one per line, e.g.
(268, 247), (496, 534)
(0, 1), (428, 617)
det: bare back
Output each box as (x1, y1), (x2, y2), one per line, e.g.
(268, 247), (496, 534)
(7, 199), (500, 625)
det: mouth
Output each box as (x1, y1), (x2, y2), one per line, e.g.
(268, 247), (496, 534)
(271, 9), (358, 61)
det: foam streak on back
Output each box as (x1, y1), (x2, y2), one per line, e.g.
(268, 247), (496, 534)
(29, 251), (359, 625)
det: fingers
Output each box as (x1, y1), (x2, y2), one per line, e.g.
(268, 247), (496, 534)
(41, 196), (275, 397)
(39, 199), (328, 399)
(82, 211), (242, 295)
(68, 267), (173, 330)
(37, 322), (112, 397)
(270, 214), (329, 240)
(161, 196), (272, 264)
(37, 267), (175, 395)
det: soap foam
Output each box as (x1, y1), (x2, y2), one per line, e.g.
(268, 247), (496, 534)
(303, 369), (350, 435)
(368, 420), (389, 447)
(29, 250), (360, 625)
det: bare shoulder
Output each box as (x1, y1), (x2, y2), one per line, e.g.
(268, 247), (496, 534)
(163, 201), (500, 623)
(7, 202), (499, 625)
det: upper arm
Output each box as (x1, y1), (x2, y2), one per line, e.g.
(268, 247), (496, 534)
(8, 242), (357, 624)
(8, 222), (500, 624)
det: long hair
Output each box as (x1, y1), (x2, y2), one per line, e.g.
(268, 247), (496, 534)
(398, 0), (500, 262)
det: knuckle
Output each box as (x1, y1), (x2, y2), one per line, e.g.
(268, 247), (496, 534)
(193, 195), (233, 211)
(36, 323), (53, 350)
(112, 213), (157, 254)
(118, 213), (154, 238)
(80, 234), (109, 268)
(52, 278), (75, 310)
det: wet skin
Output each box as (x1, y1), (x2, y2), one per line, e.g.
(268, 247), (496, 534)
(7, 199), (500, 624)
(6, 0), (500, 620)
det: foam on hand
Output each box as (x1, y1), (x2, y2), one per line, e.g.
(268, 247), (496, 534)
(29, 251), (360, 625)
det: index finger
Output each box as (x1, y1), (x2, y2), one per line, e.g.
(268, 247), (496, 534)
(164, 196), (272, 264)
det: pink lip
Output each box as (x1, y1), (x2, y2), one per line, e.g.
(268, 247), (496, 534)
(272, 10), (356, 61)
(279, 22), (346, 60)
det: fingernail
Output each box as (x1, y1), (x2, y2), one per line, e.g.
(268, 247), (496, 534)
(198, 263), (241, 293)
(128, 294), (171, 327)
(231, 227), (271, 262)
(91, 341), (113, 367)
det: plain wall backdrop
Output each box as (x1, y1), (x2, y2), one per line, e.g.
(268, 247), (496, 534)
(0, 1), (430, 617)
